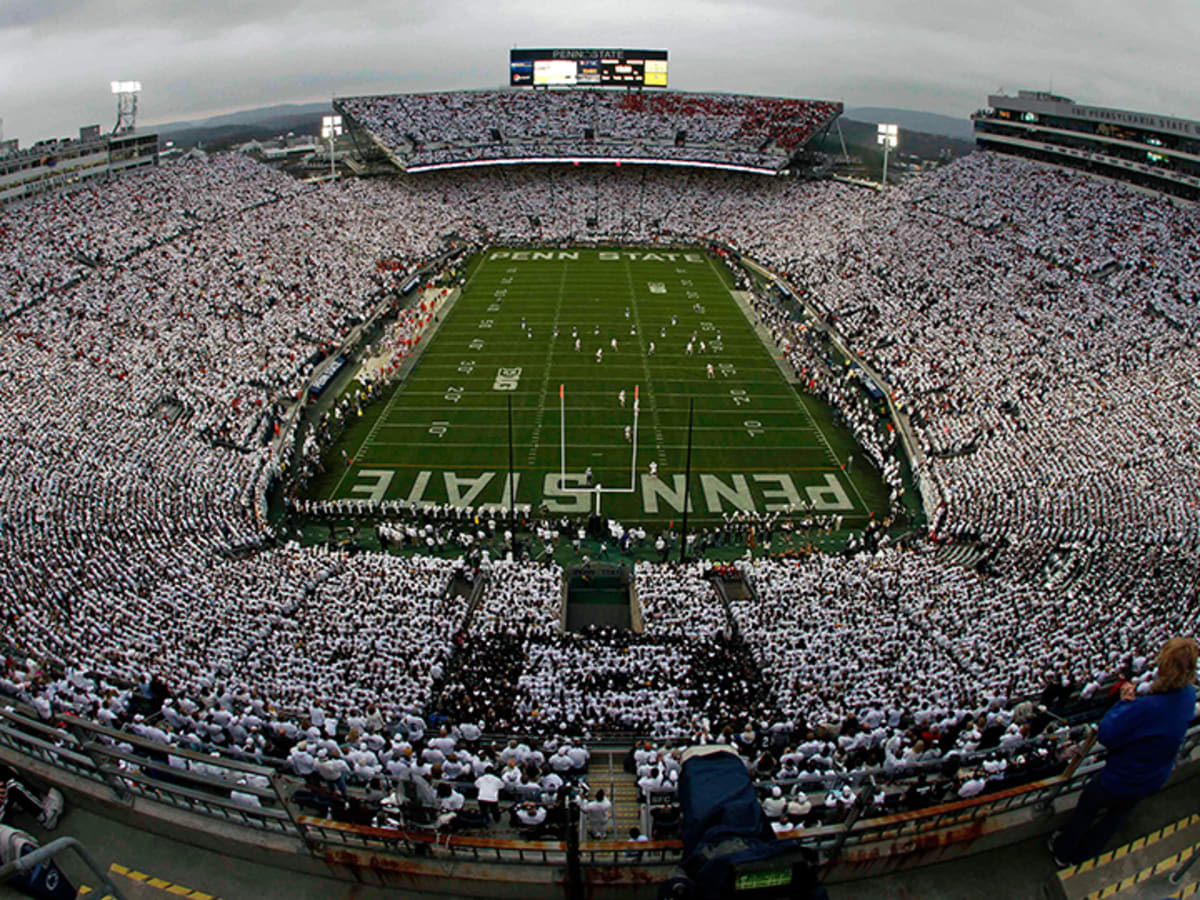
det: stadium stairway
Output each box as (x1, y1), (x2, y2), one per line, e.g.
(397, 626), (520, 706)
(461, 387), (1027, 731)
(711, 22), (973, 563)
(76, 862), (224, 900)
(1047, 813), (1200, 900)
(934, 541), (986, 569)
(589, 747), (642, 840)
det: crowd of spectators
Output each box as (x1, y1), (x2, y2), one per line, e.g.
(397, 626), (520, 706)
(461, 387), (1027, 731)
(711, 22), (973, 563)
(337, 90), (842, 170)
(1, 146), (1199, 837)
(427, 562), (767, 740)
(0, 154), (309, 319)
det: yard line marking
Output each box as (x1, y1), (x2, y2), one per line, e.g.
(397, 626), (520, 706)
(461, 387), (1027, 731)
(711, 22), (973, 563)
(375, 422), (819, 433)
(368, 404), (817, 420)
(705, 252), (872, 514)
(394, 389), (803, 399)
(327, 370), (407, 500)
(320, 248), (881, 525)
(789, 390), (870, 511)
(352, 460), (845, 471)
(624, 256), (671, 465)
(326, 256), (493, 500)
(415, 360), (781, 372)
(366, 441), (827, 451)
(526, 265), (568, 465)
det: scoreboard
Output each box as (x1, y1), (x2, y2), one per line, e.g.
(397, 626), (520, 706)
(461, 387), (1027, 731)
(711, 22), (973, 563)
(509, 49), (668, 88)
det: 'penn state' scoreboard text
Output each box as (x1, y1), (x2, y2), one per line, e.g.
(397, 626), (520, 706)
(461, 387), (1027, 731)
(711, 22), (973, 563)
(509, 49), (668, 88)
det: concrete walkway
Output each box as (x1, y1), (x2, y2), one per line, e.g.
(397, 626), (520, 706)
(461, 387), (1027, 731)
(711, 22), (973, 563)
(832, 770), (1200, 899)
(0, 805), (403, 900)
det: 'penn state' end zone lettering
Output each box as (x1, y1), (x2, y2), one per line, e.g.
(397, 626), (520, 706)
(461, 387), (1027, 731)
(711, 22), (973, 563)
(349, 470), (852, 514)
(596, 251), (705, 263)
(489, 251), (580, 261)
(488, 251), (704, 263)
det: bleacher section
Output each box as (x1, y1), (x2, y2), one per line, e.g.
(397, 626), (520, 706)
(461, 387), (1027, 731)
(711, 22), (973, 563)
(2, 146), (1200, 894)
(335, 90), (843, 173)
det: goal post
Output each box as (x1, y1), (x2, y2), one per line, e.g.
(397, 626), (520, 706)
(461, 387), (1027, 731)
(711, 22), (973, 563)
(560, 383), (639, 516)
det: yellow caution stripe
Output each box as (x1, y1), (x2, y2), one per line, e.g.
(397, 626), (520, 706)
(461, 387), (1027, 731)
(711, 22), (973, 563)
(1061, 813), (1200, 881)
(1082, 839), (1200, 900)
(107, 862), (224, 900)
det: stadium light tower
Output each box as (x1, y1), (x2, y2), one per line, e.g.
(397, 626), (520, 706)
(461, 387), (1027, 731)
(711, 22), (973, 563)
(111, 81), (142, 134)
(321, 115), (343, 182)
(877, 123), (899, 188)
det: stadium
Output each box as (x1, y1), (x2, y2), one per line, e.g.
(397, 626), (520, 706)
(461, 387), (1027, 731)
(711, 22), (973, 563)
(0, 41), (1199, 900)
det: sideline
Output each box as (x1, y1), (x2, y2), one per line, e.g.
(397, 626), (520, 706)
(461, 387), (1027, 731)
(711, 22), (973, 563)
(329, 283), (467, 499)
(737, 254), (932, 521)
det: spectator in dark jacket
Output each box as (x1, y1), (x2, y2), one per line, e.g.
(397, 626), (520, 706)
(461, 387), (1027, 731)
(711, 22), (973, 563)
(1050, 637), (1198, 866)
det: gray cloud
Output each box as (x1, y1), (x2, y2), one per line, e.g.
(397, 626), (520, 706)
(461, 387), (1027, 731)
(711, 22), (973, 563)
(1, 0), (1197, 144)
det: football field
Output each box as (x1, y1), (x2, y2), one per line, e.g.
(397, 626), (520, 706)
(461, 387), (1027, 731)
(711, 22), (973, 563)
(312, 247), (890, 526)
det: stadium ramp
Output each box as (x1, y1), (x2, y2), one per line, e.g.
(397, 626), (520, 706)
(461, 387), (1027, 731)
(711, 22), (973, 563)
(1048, 813), (1200, 899)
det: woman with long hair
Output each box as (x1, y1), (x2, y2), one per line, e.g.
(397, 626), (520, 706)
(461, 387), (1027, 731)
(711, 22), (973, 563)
(1050, 636), (1198, 867)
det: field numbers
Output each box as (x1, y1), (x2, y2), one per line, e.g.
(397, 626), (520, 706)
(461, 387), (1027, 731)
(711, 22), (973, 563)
(730, 389), (751, 406)
(744, 419), (765, 437)
(458, 360), (476, 374)
(429, 420), (450, 438)
(494, 289), (507, 297)
(500, 277), (513, 285)
(700, 321), (715, 332)
(680, 279), (694, 287)
(719, 363), (737, 377)
(487, 304), (501, 312)
(469, 339), (485, 350)
(445, 386), (465, 403)
(479, 320), (493, 329)
(506, 267), (517, 273)
(493, 367), (522, 391)
(710, 340), (724, 352)
(648, 282), (667, 294)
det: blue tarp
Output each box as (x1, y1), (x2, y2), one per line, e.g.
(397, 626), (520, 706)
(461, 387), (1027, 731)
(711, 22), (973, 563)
(672, 749), (823, 899)
(678, 749), (775, 855)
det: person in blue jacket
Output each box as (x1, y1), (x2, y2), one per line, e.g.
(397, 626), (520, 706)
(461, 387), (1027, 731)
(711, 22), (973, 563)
(1050, 636), (1198, 866)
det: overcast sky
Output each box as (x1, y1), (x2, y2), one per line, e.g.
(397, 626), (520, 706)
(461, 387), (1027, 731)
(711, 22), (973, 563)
(1, 0), (1197, 143)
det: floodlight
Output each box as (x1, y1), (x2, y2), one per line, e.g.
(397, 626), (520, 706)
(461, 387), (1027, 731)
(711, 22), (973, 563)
(322, 115), (344, 182)
(876, 123), (899, 187)
(111, 81), (142, 134)
(321, 115), (343, 139)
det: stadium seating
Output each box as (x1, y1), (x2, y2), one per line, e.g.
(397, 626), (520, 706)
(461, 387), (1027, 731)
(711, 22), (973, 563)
(1, 148), (1199, 837)
(335, 90), (843, 171)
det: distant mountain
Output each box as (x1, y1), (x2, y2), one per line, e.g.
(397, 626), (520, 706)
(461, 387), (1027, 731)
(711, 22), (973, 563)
(149, 102), (333, 135)
(141, 103), (335, 152)
(811, 117), (976, 173)
(844, 108), (975, 142)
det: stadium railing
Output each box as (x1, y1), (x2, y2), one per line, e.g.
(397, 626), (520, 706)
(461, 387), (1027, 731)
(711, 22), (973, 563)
(2, 700), (1198, 893)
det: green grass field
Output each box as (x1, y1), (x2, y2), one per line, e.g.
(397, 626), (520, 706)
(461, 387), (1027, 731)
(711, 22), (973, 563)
(307, 247), (890, 527)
